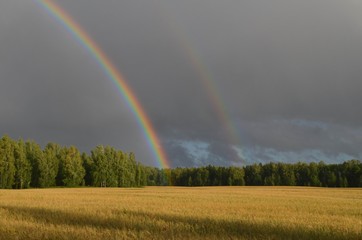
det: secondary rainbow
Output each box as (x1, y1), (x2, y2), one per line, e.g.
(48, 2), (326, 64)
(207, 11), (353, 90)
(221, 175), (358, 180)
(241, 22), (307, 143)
(156, 5), (243, 163)
(179, 38), (243, 163)
(35, 0), (170, 169)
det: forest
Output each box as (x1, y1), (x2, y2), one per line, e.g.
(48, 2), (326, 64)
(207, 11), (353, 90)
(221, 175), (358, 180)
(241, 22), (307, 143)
(0, 135), (361, 189)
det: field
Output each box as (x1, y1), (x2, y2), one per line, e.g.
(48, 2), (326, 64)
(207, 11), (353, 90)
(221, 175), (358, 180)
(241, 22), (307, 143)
(0, 187), (361, 239)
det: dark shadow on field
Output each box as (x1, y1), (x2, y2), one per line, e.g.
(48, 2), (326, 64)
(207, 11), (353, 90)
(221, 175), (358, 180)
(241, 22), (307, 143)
(0, 205), (358, 240)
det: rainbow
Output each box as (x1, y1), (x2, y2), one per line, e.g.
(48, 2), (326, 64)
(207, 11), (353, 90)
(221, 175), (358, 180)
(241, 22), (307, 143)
(35, 0), (170, 169)
(180, 41), (243, 163)
(156, 5), (243, 163)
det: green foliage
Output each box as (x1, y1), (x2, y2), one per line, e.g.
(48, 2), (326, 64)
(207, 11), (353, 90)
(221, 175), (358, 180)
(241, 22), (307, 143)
(58, 146), (85, 187)
(0, 135), (361, 189)
(343, 160), (361, 187)
(13, 139), (31, 189)
(40, 143), (61, 188)
(91, 145), (113, 187)
(26, 141), (44, 188)
(244, 164), (263, 185)
(82, 152), (93, 186)
(144, 166), (159, 186)
(90, 145), (144, 187)
(0, 135), (16, 188)
(229, 166), (245, 186)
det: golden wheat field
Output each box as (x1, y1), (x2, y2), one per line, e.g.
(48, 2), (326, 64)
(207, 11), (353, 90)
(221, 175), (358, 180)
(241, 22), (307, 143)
(0, 187), (361, 240)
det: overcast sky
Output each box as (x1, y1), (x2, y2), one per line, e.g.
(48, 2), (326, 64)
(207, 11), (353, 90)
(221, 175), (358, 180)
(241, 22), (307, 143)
(1, 0), (362, 167)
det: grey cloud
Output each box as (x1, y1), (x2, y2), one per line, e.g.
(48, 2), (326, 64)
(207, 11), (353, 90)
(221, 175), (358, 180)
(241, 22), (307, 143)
(240, 119), (362, 156)
(1, 0), (361, 167)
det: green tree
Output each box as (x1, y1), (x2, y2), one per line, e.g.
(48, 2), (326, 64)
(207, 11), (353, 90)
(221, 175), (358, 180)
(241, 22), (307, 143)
(229, 167), (245, 186)
(171, 167), (183, 186)
(144, 166), (159, 186)
(188, 176), (193, 186)
(0, 135), (16, 188)
(39, 143), (61, 187)
(278, 163), (296, 186)
(91, 145), (118, 187)
(244, 164), (262, 185)
(114, 150), (126, 187)
(13, 139), (31, 189)
(135, 163), (141, 187)
(82, 152), (93, 186)
(58, 146), (85, 187)
(206, 165), (220, 186)
(327, 171), (337, 187)
(127, 152), (137, 186)
(295, 162), (310, 186)
(262, 163), (277, 186)
(105, 146), (118, 187)
(194, 170), (203, 186)
(343, 160), (361, 187)
(309, 162), (321, 187)
(26, 140), (44, 188)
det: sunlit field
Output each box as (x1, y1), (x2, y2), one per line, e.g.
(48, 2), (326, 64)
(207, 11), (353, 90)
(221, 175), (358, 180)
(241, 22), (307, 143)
(0, 187), (361, 240)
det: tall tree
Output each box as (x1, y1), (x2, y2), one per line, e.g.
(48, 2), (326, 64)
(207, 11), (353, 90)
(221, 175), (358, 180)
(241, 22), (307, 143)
(114, 150), (126, 187)
(13, 139), (31, 189)
(262, 162), (277, 186)
(58, 146), (85, 187)
(82, 152), (93, 186)
(0, 135), (16, 188)
(40, 143), (61, 187)
(294, 162), (310, 186)
(277, 163), (296, 186)
(309, 162), (321, 187)
(91, 145), (105, 187)
(229, 166), (245, 186)
(343, 160), (361, 187)
(26, 140), (44, 188)
(104, 146), (117, 187)
(244, 164), (263, 185)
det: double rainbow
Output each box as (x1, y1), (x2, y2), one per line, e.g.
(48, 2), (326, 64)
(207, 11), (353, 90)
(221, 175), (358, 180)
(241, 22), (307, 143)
(36, 0), (170, 169)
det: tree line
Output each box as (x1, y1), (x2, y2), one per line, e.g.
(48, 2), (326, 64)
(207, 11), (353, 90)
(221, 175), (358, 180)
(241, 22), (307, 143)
(145, 160), (361, 188)
(0, 135), (145, 189)
(0, 135), (361, 189)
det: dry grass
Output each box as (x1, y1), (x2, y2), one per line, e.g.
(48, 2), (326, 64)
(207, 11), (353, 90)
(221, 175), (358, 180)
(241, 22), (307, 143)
(0, 187), (361, 239)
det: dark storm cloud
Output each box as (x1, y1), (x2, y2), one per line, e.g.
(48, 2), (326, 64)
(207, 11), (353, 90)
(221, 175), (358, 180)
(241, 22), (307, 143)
(240, 119), (362, 155)
(0, 0), (148, 161)
(1, 0), (362, 166)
